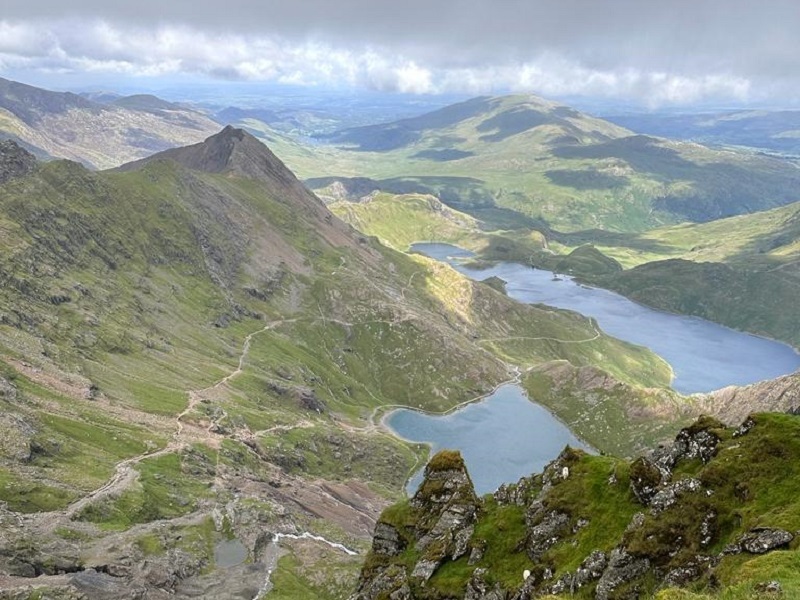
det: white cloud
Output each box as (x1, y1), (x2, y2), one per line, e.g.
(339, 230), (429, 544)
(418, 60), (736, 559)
(0, 18), (776, 106)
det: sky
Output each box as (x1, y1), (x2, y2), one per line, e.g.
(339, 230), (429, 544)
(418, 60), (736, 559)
(1, 0), (799, 107)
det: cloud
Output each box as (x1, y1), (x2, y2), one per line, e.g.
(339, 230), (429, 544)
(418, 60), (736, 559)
(1, 2), (799, 106)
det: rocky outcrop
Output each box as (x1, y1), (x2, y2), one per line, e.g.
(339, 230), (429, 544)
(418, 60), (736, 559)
(0, 140), (37, 184)
(595, 548), (651, 600)
(465, 568), (507, 600)
(354, 415), (800, 600)
(351, 450), (480, 599)
(702, 372), (800, 425)
(728, 528), (794, 555)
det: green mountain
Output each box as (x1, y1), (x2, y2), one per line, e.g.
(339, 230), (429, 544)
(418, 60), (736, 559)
(552, 202), (800, 347)
(354, 414), (800, 599)
(0, 131), (673, 599)
(293, 95), (800, 232)
(0, 77), (220, 169)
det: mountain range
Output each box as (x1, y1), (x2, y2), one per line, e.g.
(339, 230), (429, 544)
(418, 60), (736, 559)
(281, 94), (800, 231)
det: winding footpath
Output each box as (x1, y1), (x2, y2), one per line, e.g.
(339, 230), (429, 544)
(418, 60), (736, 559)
(40, 319), (294, 532)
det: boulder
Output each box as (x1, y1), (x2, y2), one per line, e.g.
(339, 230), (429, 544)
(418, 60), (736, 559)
(738, 528), (794, 554)
(595, 548), (650, 600)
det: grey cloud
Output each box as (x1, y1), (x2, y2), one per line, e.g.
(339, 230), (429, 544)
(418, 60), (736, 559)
(2, 1), (800, 104)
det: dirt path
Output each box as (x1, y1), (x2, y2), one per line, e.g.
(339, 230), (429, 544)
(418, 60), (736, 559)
(34, 319), (296, 533)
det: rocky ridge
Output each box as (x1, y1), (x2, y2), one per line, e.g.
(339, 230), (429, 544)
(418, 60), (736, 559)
(352, 413), (800, 599)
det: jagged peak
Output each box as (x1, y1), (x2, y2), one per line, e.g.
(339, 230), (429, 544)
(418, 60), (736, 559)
(116, 125), (299, 187)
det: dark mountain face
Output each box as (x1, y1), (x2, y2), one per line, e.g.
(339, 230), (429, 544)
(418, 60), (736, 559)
(116, 126), (358, 252)
(0, 140), (37, 184)
(0, 77), (221, 169)
(120, 125), (298, 183)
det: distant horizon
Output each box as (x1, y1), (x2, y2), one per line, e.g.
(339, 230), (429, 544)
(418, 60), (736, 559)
(5, 71), (800, 116)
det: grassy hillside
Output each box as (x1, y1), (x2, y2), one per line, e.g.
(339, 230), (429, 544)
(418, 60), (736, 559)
(555, 202), (800, 346)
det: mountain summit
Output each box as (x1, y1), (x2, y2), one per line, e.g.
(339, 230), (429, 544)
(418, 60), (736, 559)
(119, 125), (298, 185)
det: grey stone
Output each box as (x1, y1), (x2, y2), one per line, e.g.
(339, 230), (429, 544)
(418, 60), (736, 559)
(595, 548), (650, 600)
(649, 478), (703, 515)
(738, 528), (794, 554)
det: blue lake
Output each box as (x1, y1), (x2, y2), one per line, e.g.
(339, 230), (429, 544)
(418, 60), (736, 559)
(411, 242), (800, 395)
(387, 384), (591, 495)
(385, 242), (800, 495)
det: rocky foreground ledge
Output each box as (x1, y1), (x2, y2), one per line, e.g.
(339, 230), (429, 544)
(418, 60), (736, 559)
(352, 413), (800, 599)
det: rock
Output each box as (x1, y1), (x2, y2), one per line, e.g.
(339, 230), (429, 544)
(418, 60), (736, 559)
(595, 548), (650, 600)
(371, 522), (405, 557)
(465, 568), (508, 600)
(494, 476), (536, 506)
(664, 556), (715, 586)
(0, 413), (35, 462)
(629, 457), (664, 505)
(294, 386), (326, 413)
(468, 539), (487, 565)
(353, 450), (480, 595)
(350, 564), (410, 600)
(0, 376), (17, 401)
(649, 417), (723, 476)
(648, 478), (703, 515)
(549, 573), (573, 595)
(71, 569), (147, 600)
(525, 511), (570, 561)
(738, 528), (794, 554)
(0, 140), (37, 184)
(574, 550), (607, 588)
(734, 416), (756, 438)
(755, 580), (783, 594)
(410, 558), (440, 582)
(625, 512), (646, 534)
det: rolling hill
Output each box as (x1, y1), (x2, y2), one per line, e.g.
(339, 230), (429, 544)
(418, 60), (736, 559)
(294, 95), (800, 232)
(606, 108), (800, 155)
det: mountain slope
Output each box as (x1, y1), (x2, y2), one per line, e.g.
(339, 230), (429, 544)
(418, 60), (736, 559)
(354, 415), (800, 599)
(297, 94), (800, 231)
(0, 77), (220, 169)
(0, 132), (672, 599)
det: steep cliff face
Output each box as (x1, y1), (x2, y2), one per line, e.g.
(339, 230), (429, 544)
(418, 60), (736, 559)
(354, 414), (800, 599)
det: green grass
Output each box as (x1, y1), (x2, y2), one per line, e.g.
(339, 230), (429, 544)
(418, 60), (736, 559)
(0, 468), (77, 512)
(265, 551), (362, 600)
(78, 451), (213, 530)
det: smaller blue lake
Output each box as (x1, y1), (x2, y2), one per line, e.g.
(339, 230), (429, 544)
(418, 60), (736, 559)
(387, 384), (592, 496)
